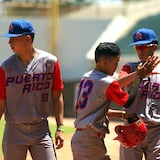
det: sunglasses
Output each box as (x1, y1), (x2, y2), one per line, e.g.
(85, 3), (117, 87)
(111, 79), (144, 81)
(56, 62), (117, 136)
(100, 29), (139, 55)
(134, 44), (154, 51)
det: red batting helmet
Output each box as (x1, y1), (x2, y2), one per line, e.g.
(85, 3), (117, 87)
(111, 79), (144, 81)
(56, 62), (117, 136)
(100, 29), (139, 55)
(113, 119), (147, 148)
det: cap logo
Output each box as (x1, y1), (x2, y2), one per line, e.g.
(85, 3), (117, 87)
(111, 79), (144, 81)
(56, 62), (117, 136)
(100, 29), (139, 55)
(136, 120), (142, 126)
(135, 32), (143, 40)
(9, 24), (14, 33)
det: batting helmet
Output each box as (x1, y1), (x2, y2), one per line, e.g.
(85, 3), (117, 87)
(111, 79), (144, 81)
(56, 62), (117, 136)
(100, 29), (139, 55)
(113, 118), (147, 148)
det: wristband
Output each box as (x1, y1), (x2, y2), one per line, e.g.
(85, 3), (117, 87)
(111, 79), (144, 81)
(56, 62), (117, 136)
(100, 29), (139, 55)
(57, 125), (64, 132)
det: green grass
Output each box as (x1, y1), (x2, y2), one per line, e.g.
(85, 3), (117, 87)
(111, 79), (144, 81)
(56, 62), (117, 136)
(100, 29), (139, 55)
(0, 120), (5, 157)
(0, 119), (75, 158)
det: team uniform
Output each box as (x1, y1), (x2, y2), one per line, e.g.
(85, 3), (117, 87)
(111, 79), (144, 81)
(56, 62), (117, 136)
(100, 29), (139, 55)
(0, 67), (6, 100)
(0, 49), (64, 160)
(119, 62), (160, 160)
(71, 69), (129, 160)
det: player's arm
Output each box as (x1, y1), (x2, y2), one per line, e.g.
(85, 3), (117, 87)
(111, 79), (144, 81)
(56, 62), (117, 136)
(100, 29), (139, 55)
(52, 60), (64, 127)
(107, 109), (126, 119)
(52, 60), (64, 149)
(107, 109), (139, 124)
(52, 91), (64, 127)
(106, 77), (140, 108)
(0, 99), (5, 119)
(106, 83), (138, 122)
(52, 90), (64, 149)
(118, 71), (136, 88)
(118, 56), (159, 88)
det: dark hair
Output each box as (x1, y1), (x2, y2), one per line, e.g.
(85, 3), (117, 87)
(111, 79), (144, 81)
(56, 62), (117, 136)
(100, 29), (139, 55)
(95, 42), (121, 63)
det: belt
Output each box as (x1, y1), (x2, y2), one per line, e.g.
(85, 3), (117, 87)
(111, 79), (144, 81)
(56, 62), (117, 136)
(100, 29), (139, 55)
(76, 128), (106, 139)
(23, 119), (47, 126)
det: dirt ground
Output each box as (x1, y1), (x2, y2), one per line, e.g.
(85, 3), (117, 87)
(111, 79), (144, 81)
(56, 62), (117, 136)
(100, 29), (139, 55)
(0, 118), (146, 160)
(26, 118), (122, 160)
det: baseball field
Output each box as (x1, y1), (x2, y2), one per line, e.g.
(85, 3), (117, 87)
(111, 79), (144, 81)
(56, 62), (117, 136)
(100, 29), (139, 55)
(54, 118), (121, 160)
(48, 118), (145, 160)
(27, 118), (121, 160)
(0, 118), (145, 160)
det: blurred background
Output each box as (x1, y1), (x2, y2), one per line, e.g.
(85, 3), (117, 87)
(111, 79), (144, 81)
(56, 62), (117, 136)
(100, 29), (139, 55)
(0, 0), (160, 117)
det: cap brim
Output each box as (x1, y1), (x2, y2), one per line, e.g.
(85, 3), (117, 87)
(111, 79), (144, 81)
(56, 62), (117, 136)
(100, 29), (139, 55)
(130, 40), (152, 46)
(0, 33), (24, 37)
(1, 31), (34, 38)
(130, 40), (157, 46)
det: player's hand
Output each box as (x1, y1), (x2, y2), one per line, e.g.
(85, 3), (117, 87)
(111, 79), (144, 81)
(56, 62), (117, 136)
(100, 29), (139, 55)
(55, 130), (64, 149)
(136, 56), (160, 78)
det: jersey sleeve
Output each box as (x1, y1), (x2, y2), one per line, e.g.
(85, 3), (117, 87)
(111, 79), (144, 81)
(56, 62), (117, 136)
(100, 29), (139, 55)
(0, 67), (6, 99)
(52, 61), (64, 91)
(118, 64), (132, 78)
(106, 80), (129, 106)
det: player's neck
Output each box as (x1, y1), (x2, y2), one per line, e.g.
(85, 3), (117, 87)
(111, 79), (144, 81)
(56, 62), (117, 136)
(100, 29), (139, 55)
(95, 64), (107, 74)
(18, 47), (38, 67)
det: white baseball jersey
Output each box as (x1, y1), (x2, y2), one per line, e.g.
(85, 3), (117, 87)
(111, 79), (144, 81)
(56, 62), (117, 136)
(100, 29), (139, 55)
(0, 49), (64, 124)
(119, 62), (160, 124)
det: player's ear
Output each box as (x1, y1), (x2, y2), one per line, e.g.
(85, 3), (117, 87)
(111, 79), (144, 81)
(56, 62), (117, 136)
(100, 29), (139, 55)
(153, 44), (158, 51)
(103, 57), (109, 66)
(25, 35), (32, 41)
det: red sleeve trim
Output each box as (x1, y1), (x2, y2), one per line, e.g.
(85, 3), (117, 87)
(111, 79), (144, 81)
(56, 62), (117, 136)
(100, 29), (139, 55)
(106, 80), (129, 106)
(52, 61), (64, 91)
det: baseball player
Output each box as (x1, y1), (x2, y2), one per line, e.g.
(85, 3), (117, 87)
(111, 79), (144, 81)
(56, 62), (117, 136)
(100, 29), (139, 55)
(0, 67), (6, 119)
(0, 19), (64, 160)
(71, 42), (158, 160)
(119, 28), (160, 160)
